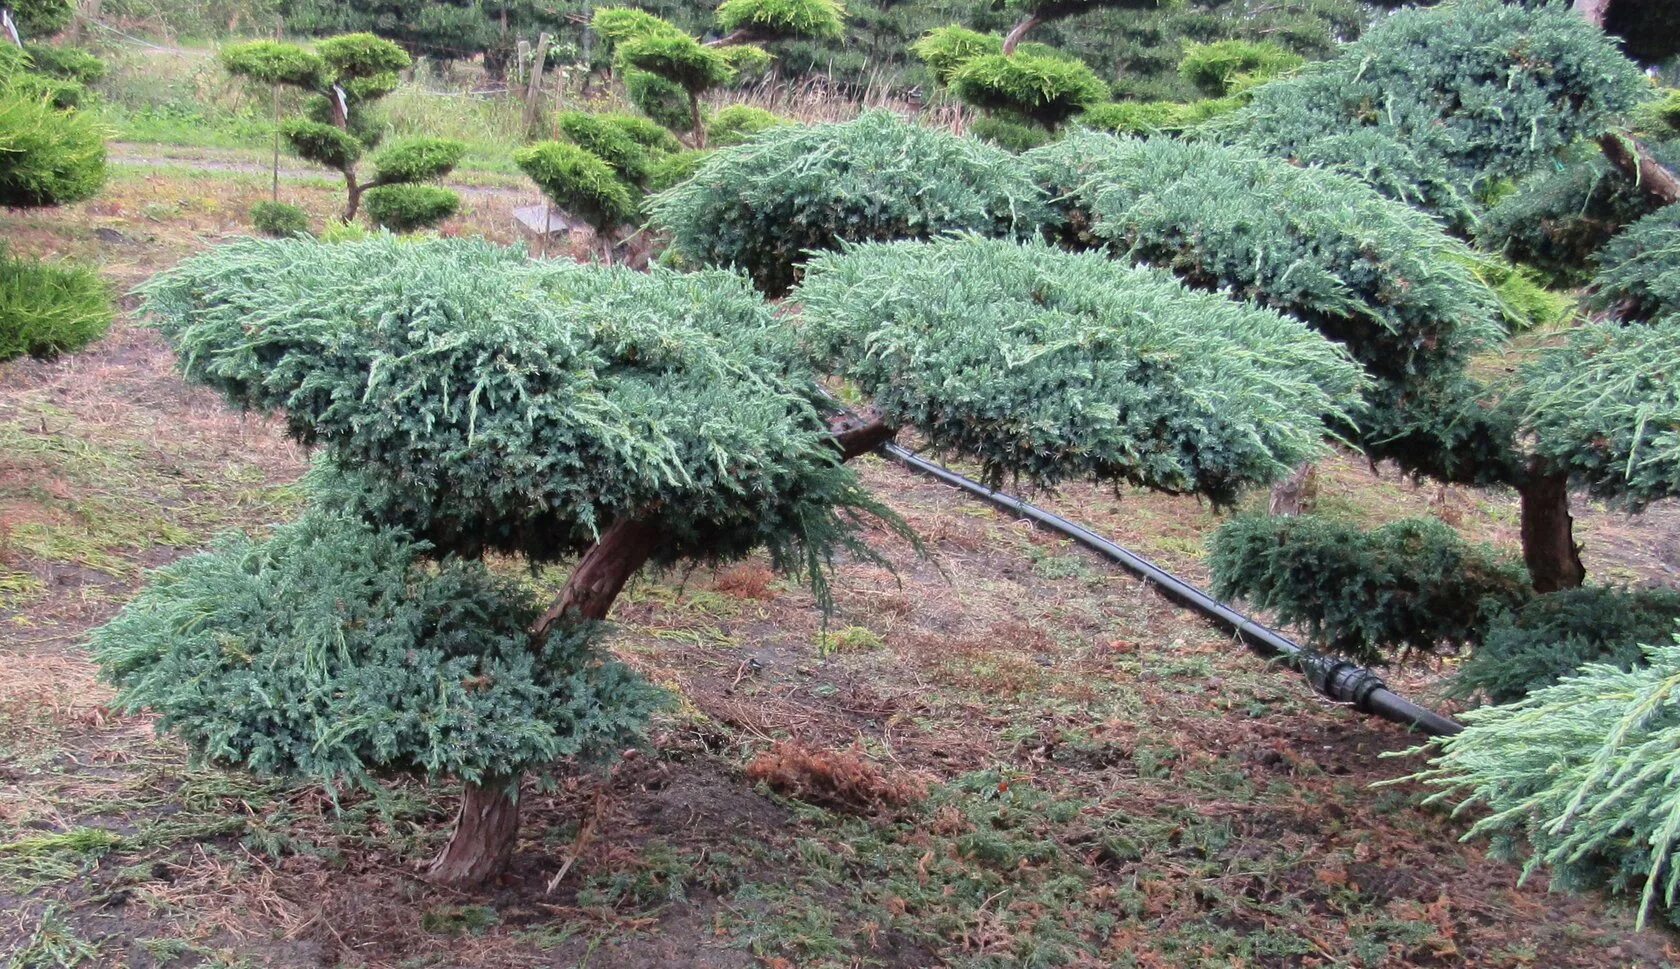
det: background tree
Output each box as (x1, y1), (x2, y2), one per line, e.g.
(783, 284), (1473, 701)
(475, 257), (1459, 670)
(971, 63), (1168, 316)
(106, 225), (1361, 888)
(592, 0), (839, 147)
(279, 0), (576, 80)
(221, 33), (466, 227)
(0, 0), (111, 361)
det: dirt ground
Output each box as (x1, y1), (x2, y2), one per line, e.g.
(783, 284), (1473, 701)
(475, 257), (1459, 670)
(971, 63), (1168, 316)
(3, 160), (1678, 968)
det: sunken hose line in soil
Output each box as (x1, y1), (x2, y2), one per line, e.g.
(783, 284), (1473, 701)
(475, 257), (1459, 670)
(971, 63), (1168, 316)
(876, 443), (1463, 737)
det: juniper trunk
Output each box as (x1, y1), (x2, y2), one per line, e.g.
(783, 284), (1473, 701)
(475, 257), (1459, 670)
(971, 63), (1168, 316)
(1519, 463), (1586, 593)
(425, 414), (896, 888)
(426, 778), (522, 886)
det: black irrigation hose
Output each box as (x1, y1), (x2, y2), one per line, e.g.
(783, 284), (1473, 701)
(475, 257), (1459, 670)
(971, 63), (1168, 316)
(880, 443), (1464, 737)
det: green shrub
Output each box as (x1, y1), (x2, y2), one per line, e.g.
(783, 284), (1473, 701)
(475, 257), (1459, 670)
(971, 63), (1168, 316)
(591, 7), (687, 48)
(949, 51), (1108, 129)
(1452, 587), (1680, 704)
(1591, 206), (1680, 324)
(5, 69), (85, 110)
(597, 112), (683, 154)
(515, 141), (636, 233)
(795, 237), (1364, 500)
(0, 250), (112, 360)
(314, 31), (412, 78)
(1177, 39), (1300, 96)
(279, 118), (363, 170)
(1026, 132), (1498, 388)
(717, 43), (772, 81)
(1477, 141), (1680, 286)
(1410, 634), (1680, 929)
(0, 82), (106, 208)
(1207, 0), (1646, 224)
(23, 45), (105, 84)
(368, 137), (466, 185)
(555, 111), (653, 185)
(1207, 514), (1531, 666)
(716, 0), (844, 41)
(92, 512), (662, 790)
(361, 184), (459, 232)
(706, 105), (788, 147)
(618, 34), (733, 93)
(249, 200), (313, 237)
(650, 111), (1049, 295)
(220, 40), (327, 88)
(1515, 316), (1680, 510)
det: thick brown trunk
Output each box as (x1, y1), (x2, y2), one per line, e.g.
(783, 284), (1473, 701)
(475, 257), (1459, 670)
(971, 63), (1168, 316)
(1267, 463), (1318, 517)
(689, 93), (706, 149)
(342, 171), (362, 222)
(1518, 464), (1586, 593)
(426, 777), (521, 888)
(1002, 15), (1042, 54)
(1599, 133), (1680, 207)
(533, 517), (664, 640)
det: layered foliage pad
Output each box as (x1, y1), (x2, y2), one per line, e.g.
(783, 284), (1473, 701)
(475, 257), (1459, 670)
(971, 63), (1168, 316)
(1207, 0), (1646, 225)
(93, 512), (661, 790)
(716, 0), (845, 41)
(1515, 316), (1680, 509)
(1412, 636), (1680, 930)
(1591, 205), (1680, 324)
(910, 26), (1000, 85)
(555, 111), (657, 186)
(796, 237), (1364, 502)
(280, 0), (572, 76)
(949, 51), (1108, 128)
(1026, 133), (1499, 387)
(1208, 514), (1530, 666)
(707, 105), (790, 147)
(1478, 141), (1680, 286)
(515, 140), (637, 232)
(650, 111), (1048, 294)
(0, 249), (112, 361)
(0, 75), (106, 208)
(361, 184), (460, 232)
(138, 237), (899, 595)
(23, 45), (107, 85)
(1453, 587), (1680, 704)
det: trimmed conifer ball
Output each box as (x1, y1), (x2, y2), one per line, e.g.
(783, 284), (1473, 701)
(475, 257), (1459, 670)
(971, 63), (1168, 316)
(649, 111), (1049, 295)
(793, 236), (1365, 502)
(91, 512), (663, 789)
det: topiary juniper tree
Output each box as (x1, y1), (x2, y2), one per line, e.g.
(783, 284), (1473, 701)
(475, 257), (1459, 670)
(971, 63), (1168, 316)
(221, 33), (465, 227)
(592, 0), (840, 147)
(111, 231), (1362, 888)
